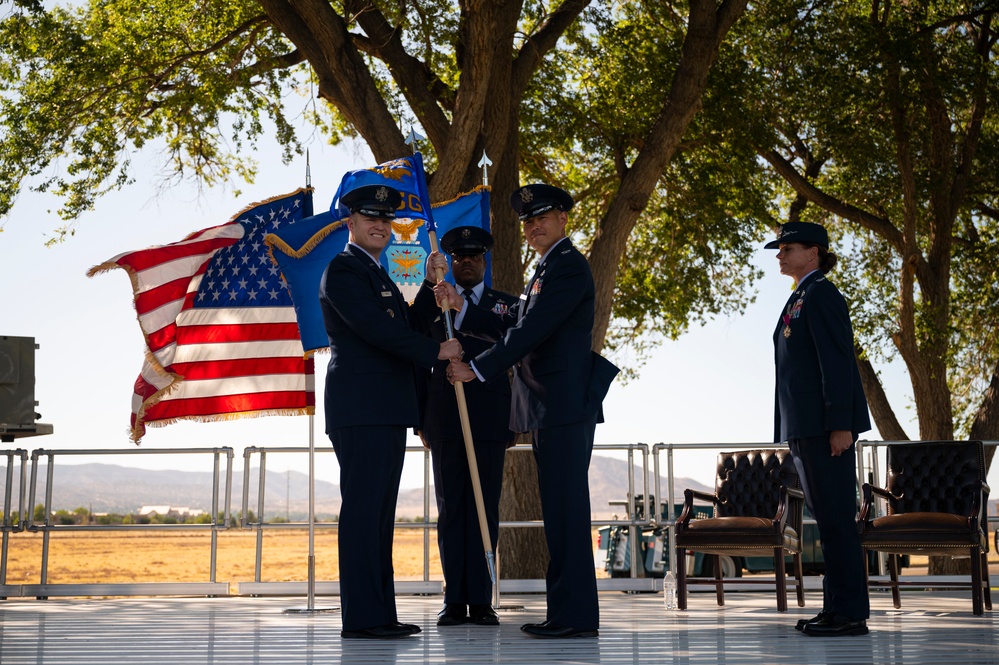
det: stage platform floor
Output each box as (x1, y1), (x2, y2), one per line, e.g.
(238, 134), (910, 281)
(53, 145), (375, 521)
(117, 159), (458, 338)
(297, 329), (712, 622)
(0, 589), (996, 664)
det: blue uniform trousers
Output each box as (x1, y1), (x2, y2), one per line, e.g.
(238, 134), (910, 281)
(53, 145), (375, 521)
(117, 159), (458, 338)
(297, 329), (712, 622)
(533, 415), (599, 631)
(330, 425), (407, 631)
(430, 436), (506, 606)
(789, 434), (870, 621)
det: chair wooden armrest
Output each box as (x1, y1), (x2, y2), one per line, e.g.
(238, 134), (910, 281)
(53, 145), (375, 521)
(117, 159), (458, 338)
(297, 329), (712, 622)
(976, 481), (990, 523)
(677, 488), (718, 524)
(967, 480), (990, 530)
(778, 486), (805, 533)
(858, 483), (895, 522)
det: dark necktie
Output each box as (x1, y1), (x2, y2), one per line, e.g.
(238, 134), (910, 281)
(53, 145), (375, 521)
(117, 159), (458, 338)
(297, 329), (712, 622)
(462, 288), (475, 305)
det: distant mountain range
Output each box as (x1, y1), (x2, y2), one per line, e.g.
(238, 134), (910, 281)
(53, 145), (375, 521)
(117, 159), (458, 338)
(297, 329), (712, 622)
(0, 455), (713, 521)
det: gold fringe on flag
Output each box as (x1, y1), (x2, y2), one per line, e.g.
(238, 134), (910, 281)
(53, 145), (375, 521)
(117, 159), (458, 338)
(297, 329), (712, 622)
(264, 218), (347, 259)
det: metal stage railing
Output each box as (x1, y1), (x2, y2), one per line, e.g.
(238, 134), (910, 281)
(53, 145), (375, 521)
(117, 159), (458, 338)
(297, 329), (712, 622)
(0, 440), (995, 599)
(1, 447), (233, 599)
(235, 442), (653, 596)
(0, 448), (28, 597)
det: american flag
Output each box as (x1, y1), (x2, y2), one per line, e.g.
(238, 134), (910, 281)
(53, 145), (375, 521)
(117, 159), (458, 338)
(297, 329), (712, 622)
(89, 189), (315, 443)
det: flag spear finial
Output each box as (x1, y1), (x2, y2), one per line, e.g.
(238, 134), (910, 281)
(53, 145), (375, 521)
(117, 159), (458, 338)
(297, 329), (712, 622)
(477, 150), (493, 187)
(404, 128), (425, 154)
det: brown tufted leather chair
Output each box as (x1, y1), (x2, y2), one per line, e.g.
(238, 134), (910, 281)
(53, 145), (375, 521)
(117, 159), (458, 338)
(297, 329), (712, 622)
(674, 449), (805, 611)
(858, 440), (992, 615)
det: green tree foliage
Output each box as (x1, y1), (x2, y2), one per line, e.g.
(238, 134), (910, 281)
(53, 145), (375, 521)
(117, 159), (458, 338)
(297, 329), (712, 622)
(0, 0), (302, 242)
(520, 3), (776, 361)
(1, 0), (751, 579)
(724, 0), (999, 444)
(0, 0), (753, 356)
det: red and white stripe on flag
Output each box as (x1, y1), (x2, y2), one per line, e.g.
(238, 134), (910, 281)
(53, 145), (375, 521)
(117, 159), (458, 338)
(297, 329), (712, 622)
(89, 189), (316, 443)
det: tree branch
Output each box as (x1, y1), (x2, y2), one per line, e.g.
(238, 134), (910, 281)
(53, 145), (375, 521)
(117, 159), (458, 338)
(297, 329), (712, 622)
(589, 0), (749, 349)
(429, 0), (505, 197)
(759, 148), (904, 251)
(240, 46), (307, 79)
(855, 341), (909, 441)
(345, 1), (453, 151)
(257, 0), (409, 160)
(947, 13), (993, 225)
(511, 0), (591, 96)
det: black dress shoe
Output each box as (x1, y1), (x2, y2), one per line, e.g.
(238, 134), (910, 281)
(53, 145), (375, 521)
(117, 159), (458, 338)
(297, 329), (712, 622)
(522, 623), (598, 639)
(795, 610), (831, 631)
(393, 621), (422, 634)
(520, 620), (549, 632)
(437, 604), (468, 626)
(341, 624), (415, 639)
(468, 605), (499, 626)
(802, 614), (869, 637)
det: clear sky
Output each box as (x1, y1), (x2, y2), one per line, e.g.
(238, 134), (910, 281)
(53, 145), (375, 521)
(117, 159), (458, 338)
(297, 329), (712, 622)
(2, 134), (943, 497)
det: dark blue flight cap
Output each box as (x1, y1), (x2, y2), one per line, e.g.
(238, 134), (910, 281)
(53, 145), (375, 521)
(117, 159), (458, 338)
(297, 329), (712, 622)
(510, 184), (574, 221)
(440, 226), (494, 255)
(340, 184), (402, 219)
(764, 221), (829, 249)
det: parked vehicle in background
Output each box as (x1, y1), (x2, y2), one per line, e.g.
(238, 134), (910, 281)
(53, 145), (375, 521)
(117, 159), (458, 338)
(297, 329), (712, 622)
(594, 496), (740, 580)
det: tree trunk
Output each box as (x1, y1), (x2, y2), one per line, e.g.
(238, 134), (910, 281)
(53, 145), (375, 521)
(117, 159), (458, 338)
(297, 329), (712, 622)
(498, 434), (549, 579)
(590, 0), (749, 349)
(969, 358), (999, 471)
(260, 0), (747, 581)
(928, 556), (969, 576)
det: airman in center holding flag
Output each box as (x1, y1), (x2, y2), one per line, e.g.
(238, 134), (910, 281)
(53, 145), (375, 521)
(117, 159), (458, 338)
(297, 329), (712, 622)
(412, 226), (516, 628)
(319, 183), (462, 640)
(432, 184), (619, 639)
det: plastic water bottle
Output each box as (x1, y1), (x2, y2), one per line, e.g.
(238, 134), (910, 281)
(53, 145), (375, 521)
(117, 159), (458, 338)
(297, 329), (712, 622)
(664, 570), (677, 610)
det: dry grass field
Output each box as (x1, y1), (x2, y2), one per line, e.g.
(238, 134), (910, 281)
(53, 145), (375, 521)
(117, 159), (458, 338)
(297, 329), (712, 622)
(2, 528), (444, 585)
(8, 529), (990, 589)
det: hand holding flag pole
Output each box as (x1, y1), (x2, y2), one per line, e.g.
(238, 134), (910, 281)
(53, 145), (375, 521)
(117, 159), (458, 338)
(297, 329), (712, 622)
(406, 131), (496, 585)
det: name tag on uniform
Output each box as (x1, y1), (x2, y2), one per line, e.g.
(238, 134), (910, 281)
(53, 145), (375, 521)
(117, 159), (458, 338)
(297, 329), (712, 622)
(381, 291), (393, 297)
(519, 294), (528, 301)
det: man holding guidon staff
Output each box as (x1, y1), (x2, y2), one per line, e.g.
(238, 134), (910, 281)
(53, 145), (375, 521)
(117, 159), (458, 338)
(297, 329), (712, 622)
(430, 183), (619, 639)
(412, 225), (517, 627)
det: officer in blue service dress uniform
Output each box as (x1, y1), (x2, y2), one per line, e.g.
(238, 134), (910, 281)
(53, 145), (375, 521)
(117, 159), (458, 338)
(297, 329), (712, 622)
(319, 184), (462, 639)
(766, 221), (872, 637)
(411, 226), (516, 627)
(434, 184), (619, 639)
